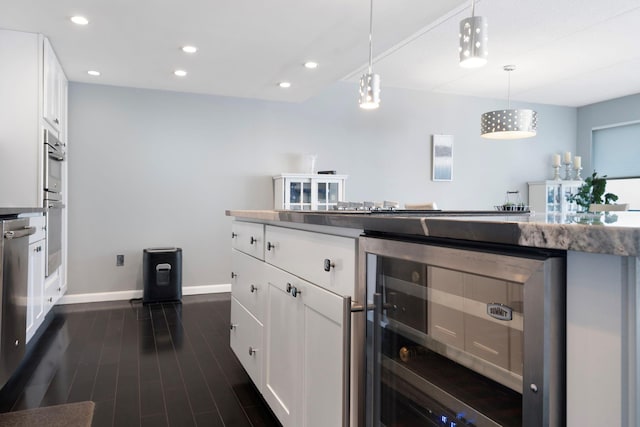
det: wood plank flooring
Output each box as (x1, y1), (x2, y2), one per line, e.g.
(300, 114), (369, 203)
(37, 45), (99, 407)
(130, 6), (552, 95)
(0, 293), (281, 427)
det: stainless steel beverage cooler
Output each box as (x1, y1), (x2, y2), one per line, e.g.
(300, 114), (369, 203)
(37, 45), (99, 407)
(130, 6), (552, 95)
(360, 236), (565, 427)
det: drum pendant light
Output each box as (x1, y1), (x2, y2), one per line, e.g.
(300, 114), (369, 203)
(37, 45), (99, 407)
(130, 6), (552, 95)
(481, 65), (537, 140)
(359, 0), (380, 109)
(459, 0), (488, 68)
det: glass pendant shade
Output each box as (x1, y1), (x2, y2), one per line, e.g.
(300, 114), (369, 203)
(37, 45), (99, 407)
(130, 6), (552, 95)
(481, 109), (537, 139)
(459, 15), (488, 68)
(359, 73), (380, 110)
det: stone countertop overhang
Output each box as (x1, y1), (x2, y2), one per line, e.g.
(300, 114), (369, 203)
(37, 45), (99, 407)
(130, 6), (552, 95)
(226, 210), (640, 257)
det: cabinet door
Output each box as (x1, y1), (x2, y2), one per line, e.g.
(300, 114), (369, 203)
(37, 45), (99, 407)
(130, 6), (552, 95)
(231, 249), (265, 322)
(285, 179), (312, 210)
(264, 265), (301, 427)
(43, 38), (62, 131)
(315, 179), (343, 211)
(264, 263), (348, 427)
(26, 240), (45, 343)
(297, 268), (346, 427)
(230, 297), (263, 391)
(265, 225), (356, 297)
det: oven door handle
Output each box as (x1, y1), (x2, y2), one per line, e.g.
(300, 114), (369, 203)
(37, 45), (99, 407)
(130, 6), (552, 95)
(4, 226), (36, 240)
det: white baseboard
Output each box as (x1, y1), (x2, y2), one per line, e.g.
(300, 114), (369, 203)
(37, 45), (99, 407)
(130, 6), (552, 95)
(58, 284), (231, 305)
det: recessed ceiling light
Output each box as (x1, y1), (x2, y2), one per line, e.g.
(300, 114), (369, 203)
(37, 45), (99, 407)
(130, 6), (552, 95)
(87, 70), (100, 76)
(278, 81), (291, 88)
(174, 70), (187, 77)
(70, 16), (89, 25)
(182, 46), (198, 54)
(304, 62), (318, 69)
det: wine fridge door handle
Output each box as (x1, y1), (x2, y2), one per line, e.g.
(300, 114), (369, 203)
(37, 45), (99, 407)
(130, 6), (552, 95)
(371, 292), (383, 426)
(342, 296), (352, 427)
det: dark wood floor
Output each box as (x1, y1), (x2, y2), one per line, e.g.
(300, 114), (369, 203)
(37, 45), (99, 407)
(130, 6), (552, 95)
(0, 293), (281, 427)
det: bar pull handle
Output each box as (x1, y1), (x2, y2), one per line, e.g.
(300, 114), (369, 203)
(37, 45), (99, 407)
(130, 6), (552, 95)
(4, 226), (36, 239)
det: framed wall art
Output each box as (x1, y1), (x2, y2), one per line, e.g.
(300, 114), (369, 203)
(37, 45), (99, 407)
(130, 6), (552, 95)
(432, 134), (453, 181)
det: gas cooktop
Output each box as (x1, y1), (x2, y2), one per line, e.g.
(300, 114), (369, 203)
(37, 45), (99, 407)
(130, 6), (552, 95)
(319, 209), (531, 216)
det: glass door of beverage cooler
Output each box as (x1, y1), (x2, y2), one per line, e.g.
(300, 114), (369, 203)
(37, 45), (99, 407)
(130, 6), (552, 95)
(361, 236), (565, 427)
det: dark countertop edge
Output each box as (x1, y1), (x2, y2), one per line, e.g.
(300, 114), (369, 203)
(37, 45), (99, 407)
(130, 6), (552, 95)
(226, 210), (640, 257)
(0, 208), (46, 218)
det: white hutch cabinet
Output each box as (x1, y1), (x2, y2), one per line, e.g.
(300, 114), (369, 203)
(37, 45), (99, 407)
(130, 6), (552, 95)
(528, 180), (582, 216)
(273, 173), (347, 211)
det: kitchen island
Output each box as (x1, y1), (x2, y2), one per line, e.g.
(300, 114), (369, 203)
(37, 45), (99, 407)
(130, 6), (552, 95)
(227, 209), (640, 427)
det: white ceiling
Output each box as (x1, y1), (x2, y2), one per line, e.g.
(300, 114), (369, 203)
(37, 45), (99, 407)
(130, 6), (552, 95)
(1, 0), (639, 107)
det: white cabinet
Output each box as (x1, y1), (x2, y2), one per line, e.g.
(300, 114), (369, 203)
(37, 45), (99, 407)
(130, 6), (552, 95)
(230, 222), (266, 396)
(528, 180), (582, 216)
(0, 30), (41, 207)
(230, 220), (358, 426)
(263, 263), (347, 427)
(26, 216), (46, 343)
(43, 37), (67, 136)
(0, 30), (68, 208)
(274, 174), (347, 211)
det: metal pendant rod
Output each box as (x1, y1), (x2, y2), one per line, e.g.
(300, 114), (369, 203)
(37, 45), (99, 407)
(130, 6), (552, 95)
(368, 0), (374, 74)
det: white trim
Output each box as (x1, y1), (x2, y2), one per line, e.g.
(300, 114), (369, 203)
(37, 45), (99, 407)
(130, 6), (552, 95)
(58, 283), (231, 305)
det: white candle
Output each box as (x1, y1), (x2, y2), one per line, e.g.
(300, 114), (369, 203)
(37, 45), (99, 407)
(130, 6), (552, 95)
(552, 154), (561, 167)
(564, 151), (571, 164)
(574, 155), (581, 169)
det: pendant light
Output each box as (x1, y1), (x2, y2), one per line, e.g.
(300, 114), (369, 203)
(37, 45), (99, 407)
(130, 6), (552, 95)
(459, 0), (488, 68)
(359, 0), (380, 109)
(481, 65), (537, 140)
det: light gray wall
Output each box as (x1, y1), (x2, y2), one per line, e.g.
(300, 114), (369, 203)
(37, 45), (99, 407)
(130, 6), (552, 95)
(577, 92), (640, 173)
(67, 82), (576, 295)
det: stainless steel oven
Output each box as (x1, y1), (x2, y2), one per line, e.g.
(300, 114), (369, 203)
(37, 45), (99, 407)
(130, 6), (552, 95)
(360, 236), (565, 427)
(43, 129), (65, 277)
(43, 129), (65, 195)
(45, 200), (63, 277)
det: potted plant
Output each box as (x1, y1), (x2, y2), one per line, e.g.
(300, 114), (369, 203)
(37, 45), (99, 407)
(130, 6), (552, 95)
(568, 171), (618, 212)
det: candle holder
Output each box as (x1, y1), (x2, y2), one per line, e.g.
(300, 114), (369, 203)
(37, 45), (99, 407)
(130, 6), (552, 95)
(563, 161), (572, 180)
(574, 166), (583, 181)
(552, 165), (561, 181)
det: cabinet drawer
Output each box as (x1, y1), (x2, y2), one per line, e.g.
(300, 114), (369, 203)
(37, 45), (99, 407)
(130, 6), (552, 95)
(28, 215), (46, 243)
(264, 226), (356, 297)
(230, 297), (263, 391)
(231, 249), (265, 322)
(232, 221), (265, 260)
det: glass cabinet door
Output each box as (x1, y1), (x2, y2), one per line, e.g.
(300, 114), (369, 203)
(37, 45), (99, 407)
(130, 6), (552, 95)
(287, 181), (311, 210)
(316, 181), (341, 210)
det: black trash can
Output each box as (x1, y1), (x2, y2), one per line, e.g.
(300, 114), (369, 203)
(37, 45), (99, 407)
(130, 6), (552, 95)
(143, 247), (182, 304)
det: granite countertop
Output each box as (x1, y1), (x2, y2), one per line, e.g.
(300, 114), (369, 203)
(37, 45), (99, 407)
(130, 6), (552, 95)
(226, 209), (640, 257)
